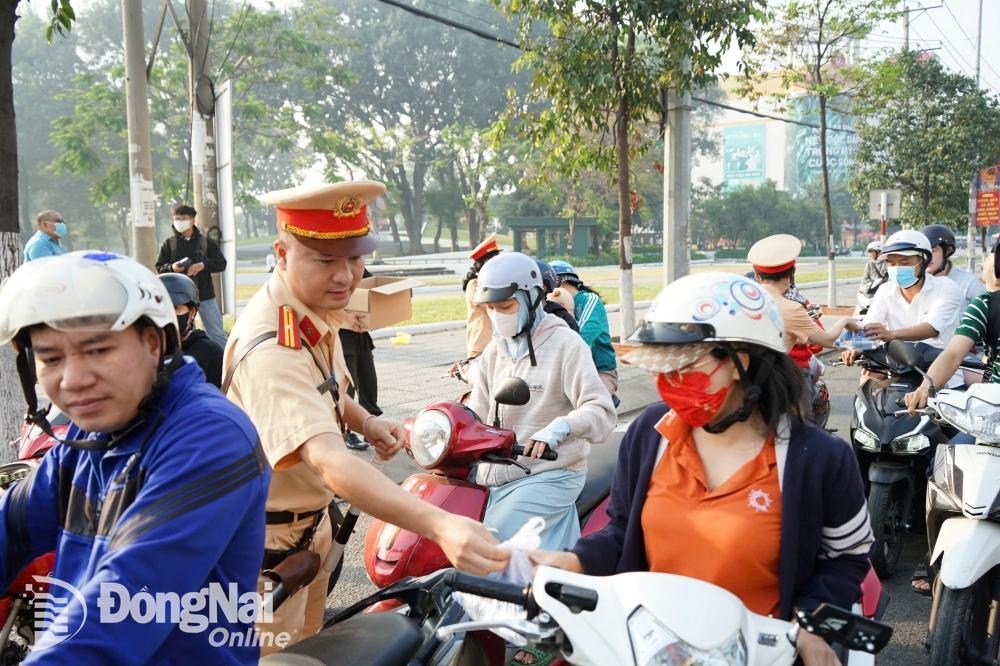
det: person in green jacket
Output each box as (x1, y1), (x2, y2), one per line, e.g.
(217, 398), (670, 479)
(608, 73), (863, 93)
(549, 260), (618, 399)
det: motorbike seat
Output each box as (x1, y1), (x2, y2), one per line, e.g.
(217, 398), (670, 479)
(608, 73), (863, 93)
(260, 612), (422, 666)
(576, 435), (619, 519)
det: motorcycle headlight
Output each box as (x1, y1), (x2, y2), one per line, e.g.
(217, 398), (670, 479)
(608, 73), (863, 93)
(938, 397), (1000, 443)
(890, 434), (930, 454)
(409, 409), (452, 468)
(853, 428), (880, 452)
(628, 606), (746, 666)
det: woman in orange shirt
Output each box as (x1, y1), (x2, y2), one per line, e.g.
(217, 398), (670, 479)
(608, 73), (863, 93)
(533, 272), (874, 666)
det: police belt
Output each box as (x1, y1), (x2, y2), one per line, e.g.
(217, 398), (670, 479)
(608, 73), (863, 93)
(265, 508), (324, 525)
(261, 509), (325, 571)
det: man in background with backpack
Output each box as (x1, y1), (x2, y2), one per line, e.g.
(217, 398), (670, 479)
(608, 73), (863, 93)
(156, 203), (228, 348)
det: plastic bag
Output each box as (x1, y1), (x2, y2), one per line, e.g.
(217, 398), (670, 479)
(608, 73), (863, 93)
(455, 516), (545, 646)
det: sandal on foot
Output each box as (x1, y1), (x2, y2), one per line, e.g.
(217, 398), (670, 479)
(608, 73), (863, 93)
(510, 647), (557, 666)
(911, 563), (932, 597)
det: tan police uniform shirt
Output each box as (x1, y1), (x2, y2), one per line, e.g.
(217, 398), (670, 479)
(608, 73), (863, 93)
(761, 282), (821, 350)
(465, 278), (493, 358)
(224, 270), (351, 513)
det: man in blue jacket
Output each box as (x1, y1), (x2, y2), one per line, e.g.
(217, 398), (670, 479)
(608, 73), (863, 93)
(0, 251), (269, 664)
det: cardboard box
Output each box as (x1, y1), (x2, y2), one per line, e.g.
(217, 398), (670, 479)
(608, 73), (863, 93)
(346, 276), (423, 331)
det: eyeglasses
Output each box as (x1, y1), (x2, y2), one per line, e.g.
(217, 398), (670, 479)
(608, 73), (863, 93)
(662, 353), (724, 387)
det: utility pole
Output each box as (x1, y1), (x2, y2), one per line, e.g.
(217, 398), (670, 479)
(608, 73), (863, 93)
(662, 64), (692, 286)
(122, 0), (158, 268)
(187, 0), (219, 238)
(903, 1), (909, 50)
(968, 0), (983, 272)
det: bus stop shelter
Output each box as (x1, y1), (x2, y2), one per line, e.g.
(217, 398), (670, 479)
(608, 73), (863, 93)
(505, 216), (597, 257)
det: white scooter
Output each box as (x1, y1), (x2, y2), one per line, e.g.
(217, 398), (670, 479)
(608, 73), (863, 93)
(264, 566), (891, 665)
(884, 341), (1000, 665)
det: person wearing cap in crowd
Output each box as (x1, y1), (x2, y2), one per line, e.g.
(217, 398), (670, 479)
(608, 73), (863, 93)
(159, 272), (224, 387)
(921, 223), (985, 312)
(0, 252), (268, 664)
(748, 234), (859, 358)
(842, 229), (963, 381)
(223, 181), (508, 653)
(463, 233), (501, 359)
(23, 209), (68, 262)
(857, 240), (887, 314)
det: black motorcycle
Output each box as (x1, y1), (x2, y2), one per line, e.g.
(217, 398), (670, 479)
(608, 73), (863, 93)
(849, 343), (958, 578)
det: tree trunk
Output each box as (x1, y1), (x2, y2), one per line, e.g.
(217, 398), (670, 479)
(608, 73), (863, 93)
(388, 213), (404, 255)
(465, 208), (478, 250)
(432, 215), (442, 252)
(475, 200), (489, 242)
(614, 22), (636, 338)
(0, 0), (22, 458)
(412, 160), (428, 255)
(393, 168), (423, 255)
(450, 217), (459, 251)
(818, 92), (836, 307)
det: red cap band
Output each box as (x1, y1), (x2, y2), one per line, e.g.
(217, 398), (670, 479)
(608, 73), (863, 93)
(753, 260), (797, 274)
(277, 205), (369, 240)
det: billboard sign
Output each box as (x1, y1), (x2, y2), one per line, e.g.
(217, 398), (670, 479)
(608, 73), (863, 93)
(976, 165), (1000, 227)
(723, 124), (766, 188)
(785, 95), (857, 195)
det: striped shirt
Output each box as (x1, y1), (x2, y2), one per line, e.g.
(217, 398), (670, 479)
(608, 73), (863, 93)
(955, 293), (1000, 383)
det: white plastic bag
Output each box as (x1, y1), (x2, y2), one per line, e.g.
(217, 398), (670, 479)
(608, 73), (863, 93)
(455, 517), (545, 645)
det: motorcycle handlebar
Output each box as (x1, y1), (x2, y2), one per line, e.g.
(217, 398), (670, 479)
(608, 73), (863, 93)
(513, 444), (558, 461)
(451, 572), (531, 607)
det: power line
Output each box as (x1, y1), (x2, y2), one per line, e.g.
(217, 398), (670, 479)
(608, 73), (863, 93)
(941, 0), (975, 45)
(420, 0), (519, 42)
(217, 0), (251, 76)
(374, 0), (856, 134)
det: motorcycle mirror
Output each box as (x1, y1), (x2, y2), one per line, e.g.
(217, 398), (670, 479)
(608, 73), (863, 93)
(494, 377), (531, 407)
(885, 340), (921, 369)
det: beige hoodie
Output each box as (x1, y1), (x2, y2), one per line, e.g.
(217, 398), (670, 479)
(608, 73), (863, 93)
(467, 313), (617, 486)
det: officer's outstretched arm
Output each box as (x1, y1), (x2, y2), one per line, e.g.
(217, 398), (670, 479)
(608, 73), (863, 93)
(298, 433), (509, 575)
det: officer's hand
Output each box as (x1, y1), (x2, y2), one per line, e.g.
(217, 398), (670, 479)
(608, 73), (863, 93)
(433, 514), (509, 575)
(365, 417), (406, 458)
(797, 631), (841, 666)
(522, 440), (550, 459)
(187, 261), (205, 277)
(905, 384), (931, 414)
(863, 322), (894, 342)
(841, 349), (861, 366)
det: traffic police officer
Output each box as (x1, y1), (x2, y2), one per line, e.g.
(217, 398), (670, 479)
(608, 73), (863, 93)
(224, 181), (509, 653)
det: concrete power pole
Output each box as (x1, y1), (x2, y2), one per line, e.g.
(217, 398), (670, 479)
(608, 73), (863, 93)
(187, 0), (219, 238)
(902, 1), (909, 50)
(122, 0), (158, 268)
(968, 0), (983, 272)
(663, 68), (692, 286)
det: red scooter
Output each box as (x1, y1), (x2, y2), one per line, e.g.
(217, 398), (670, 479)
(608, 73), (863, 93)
(0, 408), (65, 664)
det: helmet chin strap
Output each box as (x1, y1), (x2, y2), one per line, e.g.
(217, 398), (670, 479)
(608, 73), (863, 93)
(515, 288), (545, 367)
(13, 332), (183, 452)
(703, 347), (772, 435)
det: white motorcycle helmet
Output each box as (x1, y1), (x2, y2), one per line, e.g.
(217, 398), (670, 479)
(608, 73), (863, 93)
(880, 229), (932, 263)
(472, 251), (545, 365)
(0, 251), (181, 447)
(626, 272), (788, 433)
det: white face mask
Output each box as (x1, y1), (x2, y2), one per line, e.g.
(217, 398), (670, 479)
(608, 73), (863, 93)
(172, 219), (193, 233)
(488, 308), (522, 338)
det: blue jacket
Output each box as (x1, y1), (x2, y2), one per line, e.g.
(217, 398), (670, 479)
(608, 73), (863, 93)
(572, 404), (873, 620)
(1, 361), (270, 664)
(23, 231), (66, 262)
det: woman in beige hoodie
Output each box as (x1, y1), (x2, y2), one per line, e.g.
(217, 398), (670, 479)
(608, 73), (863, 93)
(466, 252), (616, 551)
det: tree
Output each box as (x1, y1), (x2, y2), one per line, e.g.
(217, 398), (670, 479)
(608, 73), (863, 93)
(741, 0), (898, 306)
(849, 51), (1000, 230)
(493, 0), (763, 335)
(1, 0), (77, 456)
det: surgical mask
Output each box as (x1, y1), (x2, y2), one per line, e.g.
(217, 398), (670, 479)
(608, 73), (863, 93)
(888, 265), (919, 289)
(53, 222), (67, 237)
(655, 360), (730, 429)
(489, 308), (522, 338)
(173, 219), (193, 233)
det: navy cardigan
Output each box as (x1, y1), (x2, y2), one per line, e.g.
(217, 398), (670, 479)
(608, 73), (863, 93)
(572, 404), (873, 620)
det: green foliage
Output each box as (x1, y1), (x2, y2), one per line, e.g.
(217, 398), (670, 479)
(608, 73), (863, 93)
(46, 0), (76, 42)
(849, 51), (1000, 229)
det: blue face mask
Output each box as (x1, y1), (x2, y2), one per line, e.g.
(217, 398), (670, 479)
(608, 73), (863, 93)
(888, 265), (919, 288)
(53, 221), (67, 238)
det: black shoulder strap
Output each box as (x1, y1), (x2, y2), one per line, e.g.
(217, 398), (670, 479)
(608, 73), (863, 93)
(222, 331), (277, 394)
(984, 291), (1000, 380)
(199, 232), (208, 258)
(168, 235), (178, 257)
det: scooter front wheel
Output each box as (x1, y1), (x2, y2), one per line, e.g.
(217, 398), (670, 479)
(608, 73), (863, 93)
(868, 482), (905, 579)
(928, 575), (1000, 666)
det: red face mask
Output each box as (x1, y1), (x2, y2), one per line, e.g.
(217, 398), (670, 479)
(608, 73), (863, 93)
(656, 359), (730, 429)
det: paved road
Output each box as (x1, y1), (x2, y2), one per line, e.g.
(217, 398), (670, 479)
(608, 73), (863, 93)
(322, 329), (934, 664)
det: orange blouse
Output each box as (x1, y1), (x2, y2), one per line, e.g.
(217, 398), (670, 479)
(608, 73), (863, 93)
(641, 412), (783, 616)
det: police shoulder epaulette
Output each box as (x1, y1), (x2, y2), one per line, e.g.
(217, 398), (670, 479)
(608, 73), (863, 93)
(277, 305), (301, 349)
